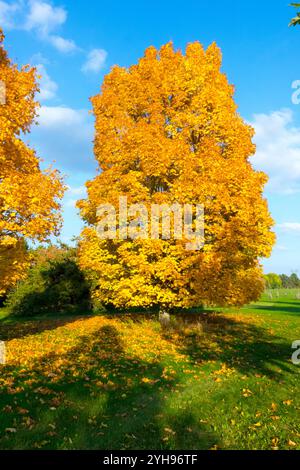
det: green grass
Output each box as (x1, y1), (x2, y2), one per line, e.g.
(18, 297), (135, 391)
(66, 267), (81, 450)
(0, 289), (300, 450)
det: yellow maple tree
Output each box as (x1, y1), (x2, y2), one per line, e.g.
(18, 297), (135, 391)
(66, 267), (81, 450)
(78, 41), (275, 310)
(0, 29), (65, 294)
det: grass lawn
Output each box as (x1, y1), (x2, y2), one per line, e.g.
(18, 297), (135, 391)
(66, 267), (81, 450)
(0, 289), (300, 450)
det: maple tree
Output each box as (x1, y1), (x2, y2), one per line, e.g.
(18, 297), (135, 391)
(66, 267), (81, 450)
(78, 41), (275, 310)
(0, 29), (65, 294)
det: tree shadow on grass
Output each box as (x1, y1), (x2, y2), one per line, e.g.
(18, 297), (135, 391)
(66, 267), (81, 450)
(273, 301), (300, 306)
(163, 313), (294, 379)
(251, 304), (300, 315)
(0, 311), (297, 450)
(0, 324), (218, 450)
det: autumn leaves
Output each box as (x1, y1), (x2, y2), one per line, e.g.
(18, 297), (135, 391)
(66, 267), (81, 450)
(1, 308), (299, 450)
(0, 29), (65, 294)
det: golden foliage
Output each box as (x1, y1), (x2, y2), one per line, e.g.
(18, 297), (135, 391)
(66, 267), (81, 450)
(78, 41), (275, 309)
(0, 29), (65, 293)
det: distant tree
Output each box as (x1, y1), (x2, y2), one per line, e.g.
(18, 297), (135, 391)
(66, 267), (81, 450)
(279, 274), (290, 288)
(289, 3), (300, 26)
(289, 273), (300, 288)
(279, 273), (300, 288)
(264, 273), (282, 289)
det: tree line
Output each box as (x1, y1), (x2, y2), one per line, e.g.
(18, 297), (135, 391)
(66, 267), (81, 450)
(264, 272), (300, 289)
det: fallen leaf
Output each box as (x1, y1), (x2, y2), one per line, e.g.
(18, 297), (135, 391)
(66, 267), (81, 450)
(242, 388), (252, 397)
(271, 437), (279, 450)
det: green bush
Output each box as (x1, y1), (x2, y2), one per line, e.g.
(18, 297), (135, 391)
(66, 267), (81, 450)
(5, 246), (92, 317)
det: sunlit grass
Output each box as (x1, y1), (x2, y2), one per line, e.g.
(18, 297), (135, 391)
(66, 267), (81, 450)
(0, 290), (299, 450)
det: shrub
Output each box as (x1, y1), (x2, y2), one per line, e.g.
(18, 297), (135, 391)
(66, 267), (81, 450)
(5, 245), (92, 317)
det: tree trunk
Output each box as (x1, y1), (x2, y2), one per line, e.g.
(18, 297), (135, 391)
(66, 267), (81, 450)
(159, 308), (171, 327)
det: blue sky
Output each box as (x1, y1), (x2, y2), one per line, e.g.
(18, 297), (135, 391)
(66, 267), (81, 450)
(1, 0), (300, 274)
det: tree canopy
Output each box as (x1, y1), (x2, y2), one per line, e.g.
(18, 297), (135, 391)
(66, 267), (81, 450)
(264, 273), (282, 289)
(78, 42), (275, 311)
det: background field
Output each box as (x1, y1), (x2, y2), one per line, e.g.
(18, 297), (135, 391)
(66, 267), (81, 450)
(0, 289), (299, 450)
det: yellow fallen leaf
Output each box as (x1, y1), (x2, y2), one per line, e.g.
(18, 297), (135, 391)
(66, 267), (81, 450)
(210, 444), (219, 450)
(164, 427), (175, 435)
(271, 437), (279, 450)
(288, 439), (296, 447)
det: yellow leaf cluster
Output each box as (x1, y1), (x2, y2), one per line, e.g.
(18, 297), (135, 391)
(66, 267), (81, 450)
(0, 29), (65, 293)
(77, 41), (275, 309)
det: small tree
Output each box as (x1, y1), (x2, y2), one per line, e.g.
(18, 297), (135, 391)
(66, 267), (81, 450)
(264, 273), (282, 289)
(289, 273), (300, 288)
(78, 42), (275, 311)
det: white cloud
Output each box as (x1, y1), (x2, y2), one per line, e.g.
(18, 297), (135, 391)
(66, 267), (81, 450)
(25, 0), (66, 35)
(37, 106), (91, 130)
(0, 0), (22, 28)
(47, 34), (77, 53)
(25, 0), (78, 53)
(30, 52), (49, 64)
(0, 0), (77, 53)
(35, 63), (58, 100)
(251, 109), (300, 193)
(0, 2), (108, 58)
(29, 105), (95, 171)
(29, 55), (57, 101)
(277, 223), (300, 234)
(66, 185), (86, 197)
(82, 48), (107, 74)
(65, 198), (78, 208)
(275, 245), (289, 252)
